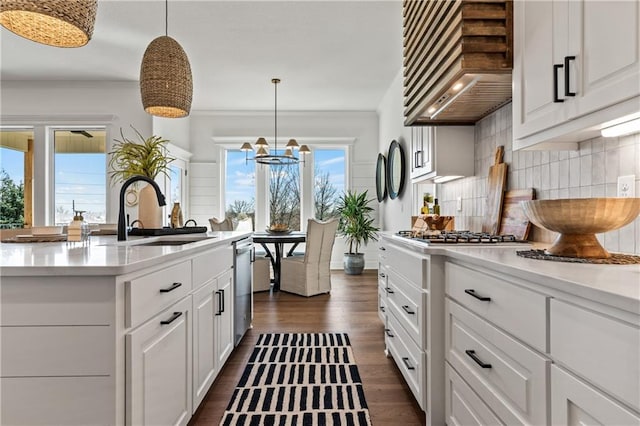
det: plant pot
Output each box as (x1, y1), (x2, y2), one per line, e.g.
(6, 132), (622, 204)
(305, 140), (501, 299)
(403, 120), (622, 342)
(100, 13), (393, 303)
(343, 253), (365, 275)
(137, 183), (164, 229)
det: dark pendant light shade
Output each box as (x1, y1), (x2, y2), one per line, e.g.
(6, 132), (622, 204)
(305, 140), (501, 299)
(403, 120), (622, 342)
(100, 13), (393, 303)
(0, 0), (97, 47)
(140, 35), (193, 118)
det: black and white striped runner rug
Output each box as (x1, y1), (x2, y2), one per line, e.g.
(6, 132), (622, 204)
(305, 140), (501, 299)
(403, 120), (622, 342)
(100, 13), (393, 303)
(220, 333), (372, 426)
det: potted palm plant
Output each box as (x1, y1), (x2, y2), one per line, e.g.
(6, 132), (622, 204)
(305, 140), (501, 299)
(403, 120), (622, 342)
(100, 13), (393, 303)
(108, 126), (174, 229)
(336, 190), (379, 275)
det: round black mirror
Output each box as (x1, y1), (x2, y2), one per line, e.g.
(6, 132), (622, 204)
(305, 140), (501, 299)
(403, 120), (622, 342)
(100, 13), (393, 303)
(386, 140), (405, 200)
(375, 153), (387, 202)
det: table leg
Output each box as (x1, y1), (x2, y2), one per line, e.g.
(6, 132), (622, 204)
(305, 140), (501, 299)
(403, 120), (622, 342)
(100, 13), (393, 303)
(273, 242), (283, 291)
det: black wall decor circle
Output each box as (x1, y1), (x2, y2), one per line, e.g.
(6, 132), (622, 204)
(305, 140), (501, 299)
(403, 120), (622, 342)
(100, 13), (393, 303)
(386, 140), (405, 200)
(375, 153), (387, 202)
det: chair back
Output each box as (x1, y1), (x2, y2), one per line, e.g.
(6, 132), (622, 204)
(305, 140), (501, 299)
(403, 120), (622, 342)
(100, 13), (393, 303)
(303, 218), (338, 265)
(209, 217), (235, 231)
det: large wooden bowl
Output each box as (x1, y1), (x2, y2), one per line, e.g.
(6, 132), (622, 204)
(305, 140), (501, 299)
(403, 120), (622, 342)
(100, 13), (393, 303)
(520, 198), (640, 258)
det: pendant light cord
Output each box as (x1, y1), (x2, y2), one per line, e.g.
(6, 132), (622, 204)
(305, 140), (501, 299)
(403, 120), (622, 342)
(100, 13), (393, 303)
(274, 80), (278, 151)
(165, 0), (168, 36)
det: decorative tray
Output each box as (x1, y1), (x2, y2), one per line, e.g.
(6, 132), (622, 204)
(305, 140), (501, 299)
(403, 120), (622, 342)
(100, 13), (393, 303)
(128, 226), (208, 236)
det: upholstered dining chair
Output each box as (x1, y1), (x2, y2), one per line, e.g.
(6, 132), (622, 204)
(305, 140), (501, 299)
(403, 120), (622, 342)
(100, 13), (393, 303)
(208, 216), (235, 232)
(280, 218), (338, 297)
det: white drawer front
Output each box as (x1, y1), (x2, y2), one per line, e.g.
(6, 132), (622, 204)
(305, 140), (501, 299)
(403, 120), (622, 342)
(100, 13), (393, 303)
(378, 285), (387, 324)
(1, 376), (114, 426)
(552, 365), (640, 426)
(445, 262), (547, 352)
(551, 299), (640, 412)
(192, 246), (232, 289)
(126, 261), (192, 328)
(446, 364), (503, 426)
(387, 312), (425, 410)
(2, 326), (112, 376)
(446, 299), (549, 425)
(387, 269), (426, 348)
(384, 243), (429, 290)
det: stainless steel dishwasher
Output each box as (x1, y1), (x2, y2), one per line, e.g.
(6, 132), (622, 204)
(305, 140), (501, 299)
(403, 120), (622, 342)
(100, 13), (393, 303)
(233, 237), (253, 346)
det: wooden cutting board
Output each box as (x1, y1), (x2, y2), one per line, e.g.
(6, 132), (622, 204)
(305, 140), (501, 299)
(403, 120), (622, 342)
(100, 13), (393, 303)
(482, 146), (508, 235)
(498, 188), (535, 240)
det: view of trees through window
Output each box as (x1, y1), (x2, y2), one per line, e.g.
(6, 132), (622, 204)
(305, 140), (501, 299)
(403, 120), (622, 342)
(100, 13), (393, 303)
(0, 130), (29, 228)
(224, 147), (346, 231)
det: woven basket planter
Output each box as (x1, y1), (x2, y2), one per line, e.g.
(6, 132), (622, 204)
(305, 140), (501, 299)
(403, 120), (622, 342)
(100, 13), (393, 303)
(0, 0), (97, 47)
(140, 35), (193, 118)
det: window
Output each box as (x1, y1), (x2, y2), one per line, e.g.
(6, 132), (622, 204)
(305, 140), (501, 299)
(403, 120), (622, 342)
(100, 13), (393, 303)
(222, 145), (348, 232)
(225, 150), (256, 230)
(313, 148), (345, 221)
(53, 129), (106, 224)
(0, 129), (32, 228)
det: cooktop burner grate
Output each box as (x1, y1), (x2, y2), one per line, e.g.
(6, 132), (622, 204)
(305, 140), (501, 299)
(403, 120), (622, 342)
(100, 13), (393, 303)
(396, 230), (529, 245)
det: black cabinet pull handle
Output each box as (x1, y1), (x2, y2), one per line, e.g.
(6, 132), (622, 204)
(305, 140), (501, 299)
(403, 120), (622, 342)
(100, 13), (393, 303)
(402, 357), (416, 370)
(220, 289), (225, 313)
(384, 328), (394, 338)
(379, 246), (386, 251)
(379, 272), (386, 278)
(564, 56), (576, 96)
(380, 306), (386, 312)
(160, 311), (182, 325)
(465, 350), (492, 369)
(553, 64), (564, 103)
(385, 287), (394, 294)
(465, 289), (491, 302)
(159, 282), (182, 293)
(215, 290), (222, 316)
(402, 305), (415, 315)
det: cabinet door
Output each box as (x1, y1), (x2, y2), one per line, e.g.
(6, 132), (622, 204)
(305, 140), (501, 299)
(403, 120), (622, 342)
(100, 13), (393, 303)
(127, 297), (192, 426)
(570, 0), (640, 118)
(410, 127), (434, 181)
(215, 269), (234, 368)
(192, 280), (216, 412)
(513, 0), (569, 139)
(551, 365), (640, 425)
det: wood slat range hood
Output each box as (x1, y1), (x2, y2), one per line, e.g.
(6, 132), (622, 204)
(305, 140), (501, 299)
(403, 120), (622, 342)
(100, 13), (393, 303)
(403, 0), (513, 126)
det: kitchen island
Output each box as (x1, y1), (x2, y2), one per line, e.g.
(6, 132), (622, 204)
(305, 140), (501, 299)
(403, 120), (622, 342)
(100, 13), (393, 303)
(379, 233), (640, 426)
(1, 231), (251, 426)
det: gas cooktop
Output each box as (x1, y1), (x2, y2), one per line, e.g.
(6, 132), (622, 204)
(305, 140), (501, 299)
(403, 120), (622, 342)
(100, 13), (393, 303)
(396, 230), (530, 246)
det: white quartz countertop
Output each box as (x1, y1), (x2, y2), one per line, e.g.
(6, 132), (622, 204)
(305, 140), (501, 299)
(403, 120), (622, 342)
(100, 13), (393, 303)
(382, 233), (640, 315)
(0, 231), (252, 276)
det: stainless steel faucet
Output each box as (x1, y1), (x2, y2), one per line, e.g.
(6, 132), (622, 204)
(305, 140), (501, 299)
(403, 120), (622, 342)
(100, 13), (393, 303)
(118, 176), (166, 241)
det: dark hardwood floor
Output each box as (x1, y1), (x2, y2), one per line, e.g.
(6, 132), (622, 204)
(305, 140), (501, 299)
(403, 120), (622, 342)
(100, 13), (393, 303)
(189, 270), (426, 425)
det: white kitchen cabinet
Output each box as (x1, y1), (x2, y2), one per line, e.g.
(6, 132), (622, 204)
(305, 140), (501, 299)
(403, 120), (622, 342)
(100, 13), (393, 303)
(215, 269), (234, 369)
(192, 280), (217, 411)
(379, 236), (446, 426)
(127, 296), (192, 426)
(409, 126), (474, 183)
(551, 365), (640, 426)
(513, 0), (640, 149)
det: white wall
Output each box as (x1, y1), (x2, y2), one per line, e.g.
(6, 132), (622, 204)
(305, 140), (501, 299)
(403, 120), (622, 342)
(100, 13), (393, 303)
(376, 70), (414, 233)
(188, 110), (380, 268)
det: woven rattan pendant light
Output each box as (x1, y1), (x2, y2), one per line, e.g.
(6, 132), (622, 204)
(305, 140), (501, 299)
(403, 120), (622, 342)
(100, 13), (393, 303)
(0, 0), (97, 47)
(140, 0), (192, 118)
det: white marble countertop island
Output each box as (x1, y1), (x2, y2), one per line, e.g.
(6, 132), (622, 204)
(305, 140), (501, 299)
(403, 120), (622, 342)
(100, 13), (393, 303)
(0, 231), (252, 277)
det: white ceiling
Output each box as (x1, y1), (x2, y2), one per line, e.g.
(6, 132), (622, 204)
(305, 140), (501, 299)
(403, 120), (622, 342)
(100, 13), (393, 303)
(0, 0), (403, 112)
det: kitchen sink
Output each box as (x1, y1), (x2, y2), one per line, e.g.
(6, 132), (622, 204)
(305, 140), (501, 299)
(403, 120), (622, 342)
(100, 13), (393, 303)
(135, 240), (206, 246)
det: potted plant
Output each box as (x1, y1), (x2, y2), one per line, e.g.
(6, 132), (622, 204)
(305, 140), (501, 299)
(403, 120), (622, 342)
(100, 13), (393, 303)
(336, 190), (379, 275)
(108, 126), (174, 229)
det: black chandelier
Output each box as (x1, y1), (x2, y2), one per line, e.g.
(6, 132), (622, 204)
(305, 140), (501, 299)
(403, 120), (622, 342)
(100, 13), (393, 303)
(241, 78), (310, 165)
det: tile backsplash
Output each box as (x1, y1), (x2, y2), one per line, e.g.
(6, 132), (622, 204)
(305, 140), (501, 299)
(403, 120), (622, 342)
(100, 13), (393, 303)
(437, 103), (640, 254)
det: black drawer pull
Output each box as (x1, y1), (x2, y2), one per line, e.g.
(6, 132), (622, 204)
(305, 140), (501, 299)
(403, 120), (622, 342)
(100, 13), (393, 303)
(465, 350), (492, 369)
(402, 357), (415, 370)
(379, 272), (386, 278)
(402, 305), (415, 315)
(465, 289), (491, 302)
(379, 246), (386, 251)
(220, 289), (225, 313)
(380, 306), (386, 312)
(564, 56), (576, 96)
(159, 282), (182, 293)
(385, 287), (394, 294)
(384, 328), (394, 338)
(553, 63), (564, 103)
(215, 290), (222, 316)
(160, 311), (182, 325)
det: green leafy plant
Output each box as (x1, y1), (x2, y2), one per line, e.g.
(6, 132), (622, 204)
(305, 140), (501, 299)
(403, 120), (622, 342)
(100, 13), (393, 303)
(336, 190), (379, 254)
(108, 126), (175, 184)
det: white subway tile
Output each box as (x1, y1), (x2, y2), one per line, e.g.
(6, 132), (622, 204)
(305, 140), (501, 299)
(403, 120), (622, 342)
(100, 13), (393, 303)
(549, 161), (560, 189)
(580, 155), (592, 187)
(618, 221), (636, 254)
(591, 152), (605, 185)
(592, 184), (605, 197)
(605, 148), (620, 184)
(619, 143), (636, 176)
(569, 157), (580, 187)
(559, 159), (570, 188)
(541, 163), (550, 190)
